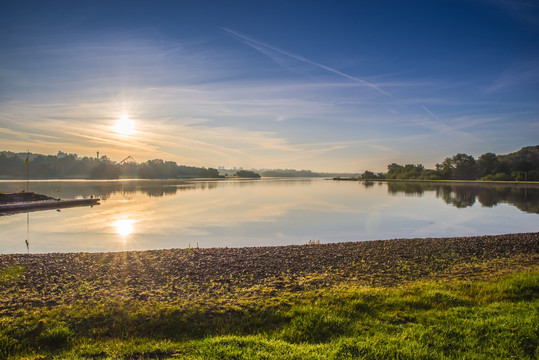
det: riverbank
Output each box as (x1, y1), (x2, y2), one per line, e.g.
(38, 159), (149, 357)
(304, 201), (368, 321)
(1, 233), (537, 309)
(1, 233), (538, 359)
(333, 177), (539, 188)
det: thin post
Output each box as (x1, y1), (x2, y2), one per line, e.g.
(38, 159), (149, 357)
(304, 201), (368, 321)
(26, 149), (29, 192)
(26, 212), (30, 252)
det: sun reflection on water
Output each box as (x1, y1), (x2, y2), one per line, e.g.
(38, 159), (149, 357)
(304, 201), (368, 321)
(114, 219), (135, 239)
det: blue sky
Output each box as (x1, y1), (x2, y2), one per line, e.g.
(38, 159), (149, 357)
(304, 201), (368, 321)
(1, 0), (538, 172)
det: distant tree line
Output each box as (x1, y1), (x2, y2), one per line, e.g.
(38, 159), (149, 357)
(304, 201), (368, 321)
(361, 145), (539, 181)
(137, 159), (220, 179)
(0, 151), (222, 180)
(255, 169), (359, 178)
(260, 169), (322, 177)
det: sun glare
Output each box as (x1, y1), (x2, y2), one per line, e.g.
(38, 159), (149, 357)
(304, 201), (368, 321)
(113, 114), (135, 135)
(115, 219), (135, 237)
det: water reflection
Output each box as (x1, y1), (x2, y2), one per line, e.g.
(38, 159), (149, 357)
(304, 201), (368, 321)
(0, 180), (219, 201)
(362, 181), (375, 188)
(385, 182), (539, 214)
(1, 179), (537, 254)
(114, 219), (135, 238)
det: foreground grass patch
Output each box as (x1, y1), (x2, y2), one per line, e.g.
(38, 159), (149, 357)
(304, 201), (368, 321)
(0, 265), (25, 284)
(1, 270), (538, 359)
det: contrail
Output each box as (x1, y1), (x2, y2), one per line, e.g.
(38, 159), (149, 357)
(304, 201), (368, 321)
(421, 105), (452, 133)
(422, 106), (441, 121)
(222, 28), (391, 97)
(420, 105), (482, 142)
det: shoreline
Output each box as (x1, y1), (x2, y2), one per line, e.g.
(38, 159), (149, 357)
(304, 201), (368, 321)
(333, 177), (539, 188)
(1, 232), (537, 309)
(1, 233), (538, 358)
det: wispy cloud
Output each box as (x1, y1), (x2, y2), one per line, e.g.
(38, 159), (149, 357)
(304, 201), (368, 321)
(2, 25), (535, 172)
(487, 60), (539, 93)
(221, 28), (391, 97)
(419, 106), (483, 143)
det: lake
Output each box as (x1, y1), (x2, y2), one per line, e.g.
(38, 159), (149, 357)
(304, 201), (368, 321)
(1, 178), (538, 254)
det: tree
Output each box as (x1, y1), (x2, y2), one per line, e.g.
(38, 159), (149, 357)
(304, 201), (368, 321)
(477, 152), (499, 178)
(419, 170), (442, 180)
(437, 153), (478, 180)
(386, 163), (404, 179)
(515, 160), (534, 181)
(401, 164), (424, 179)
(435, 159), (453, 180)
(137, 159), (177, 179)
(453, 154), (478, 180)
(361, 170), (377, 179)
(235, 170), (261, 178)
(32, 155), (64, 178)
(90, 163), (120, 179)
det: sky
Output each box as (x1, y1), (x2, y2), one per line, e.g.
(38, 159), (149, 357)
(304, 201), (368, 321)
(1, 0), (538, 172)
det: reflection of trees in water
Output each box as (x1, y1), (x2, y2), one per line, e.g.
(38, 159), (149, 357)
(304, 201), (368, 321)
(387, 183), (438, 195)
(88, 182), (220, 199)
(0, 181), (220, 201)
(362, 181), (375, 188)
(386, 182), (539, 214)
(501, 188), (539, 214)
(0, 179), (309, 201)
(436, 186), (476, 208)
(476, 187), (508, 208)
(231, 179), (312, 188)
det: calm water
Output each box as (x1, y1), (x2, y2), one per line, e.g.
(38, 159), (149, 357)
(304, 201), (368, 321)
(1, 178), (538, 254)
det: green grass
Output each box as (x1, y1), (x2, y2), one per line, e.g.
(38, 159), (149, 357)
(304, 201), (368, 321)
(0, 265), (25, 284)
(1, 270), (538, 359)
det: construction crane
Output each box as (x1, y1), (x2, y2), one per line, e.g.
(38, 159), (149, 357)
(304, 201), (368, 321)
(120, 156), (136, 164)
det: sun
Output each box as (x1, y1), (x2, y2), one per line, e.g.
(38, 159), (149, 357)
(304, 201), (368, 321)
(113, 114), (135, 135)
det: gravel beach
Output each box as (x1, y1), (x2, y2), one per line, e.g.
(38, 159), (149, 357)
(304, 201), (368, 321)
(1, 233), (538, 313)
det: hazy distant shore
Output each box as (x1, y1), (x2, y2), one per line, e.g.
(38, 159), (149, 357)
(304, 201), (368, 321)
(1, 233), (537, 310)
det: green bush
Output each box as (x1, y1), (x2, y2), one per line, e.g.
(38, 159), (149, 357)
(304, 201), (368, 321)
(493, 172), (514, 181)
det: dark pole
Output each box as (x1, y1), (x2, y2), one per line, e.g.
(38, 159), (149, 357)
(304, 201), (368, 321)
(26, 149), (29, 192)
(26, 212), (30, 252)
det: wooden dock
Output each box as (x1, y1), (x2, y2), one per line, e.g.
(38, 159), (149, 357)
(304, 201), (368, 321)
(0, 192), (100, 214)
